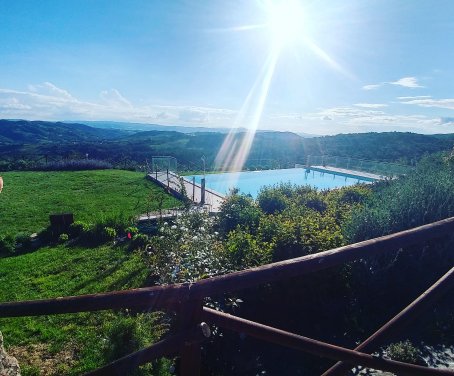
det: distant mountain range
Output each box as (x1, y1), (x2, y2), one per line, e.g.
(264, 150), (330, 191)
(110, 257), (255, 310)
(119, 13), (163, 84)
(68, 120), (320, 138)
(1, 119), (454, 168)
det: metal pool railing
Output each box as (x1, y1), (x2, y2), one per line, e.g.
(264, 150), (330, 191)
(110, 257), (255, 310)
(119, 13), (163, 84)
(1, 218), (454, 375)
(304, 155), (414, 177)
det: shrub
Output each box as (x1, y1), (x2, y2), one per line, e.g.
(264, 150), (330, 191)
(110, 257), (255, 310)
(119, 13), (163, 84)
(36, 159), (113, 171)
(58, 233), (69, 243)
(125, 226), (139, 237)
(69, 221), (91, 237)
(226, 229), (272, 268)
(0, 234), (16, 255)
(103, 313), (170, 375)
(145, 211), (229, 284)
(130, 233), (149, 250)
(102, 227), (117, 241)
(217, 191), (262, 236)
(15, 232), (32, 249)
(386, 340), (425, 366)
(257, 186), (288, 214)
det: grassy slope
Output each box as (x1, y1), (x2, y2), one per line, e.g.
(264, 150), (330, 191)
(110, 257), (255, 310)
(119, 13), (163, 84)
(0, 243), (165, 375)
(0, 170), (178, 375)
(0, 170), (179, 235)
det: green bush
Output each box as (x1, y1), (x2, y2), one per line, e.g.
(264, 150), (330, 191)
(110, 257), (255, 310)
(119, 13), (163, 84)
(58, 233), (69, 243)
(131, 233), (149, 250)
(146, 211), (229, 284)
(226, 228), (272, 268)
(125, 226), (139, 237)
(386, 340), (425, 366)
(15, 232), (32, 249)
(103, 313), (171, 376)
(257, 186), (288, 214)
(69, 220), (91, 237)
(0, 234), (16, 255)
(217, 191), (262, 236)
(102, 226), (117, 241)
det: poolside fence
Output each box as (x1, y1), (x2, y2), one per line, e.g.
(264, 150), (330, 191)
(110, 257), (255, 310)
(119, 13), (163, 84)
(304, 155), (413, 177)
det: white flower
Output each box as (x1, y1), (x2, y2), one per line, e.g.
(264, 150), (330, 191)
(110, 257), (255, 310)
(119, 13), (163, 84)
(192, 236), (198, 241)
(200, 226), (205, 232)
(163, 222), (168, 226)
(214, 231), (219, 236)
(171, 225), (177, 230)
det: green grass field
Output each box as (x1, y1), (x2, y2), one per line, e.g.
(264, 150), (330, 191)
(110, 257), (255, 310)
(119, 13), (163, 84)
(0, 243), (170, 375)
(0, 170), (178, 375)
(0, 170), (179, 235)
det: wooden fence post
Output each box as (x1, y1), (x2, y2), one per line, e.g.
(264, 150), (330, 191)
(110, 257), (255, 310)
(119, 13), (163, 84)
(179, 299), (203, 376)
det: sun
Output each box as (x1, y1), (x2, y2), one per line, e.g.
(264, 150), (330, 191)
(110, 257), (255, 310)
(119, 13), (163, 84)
(265, 0), (307, 47)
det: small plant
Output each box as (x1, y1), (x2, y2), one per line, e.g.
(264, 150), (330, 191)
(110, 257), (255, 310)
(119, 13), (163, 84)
(102, 226), (117, 241)
(15, 232), (32, 249)
(386, 340), (425, 366)
(58, 233), (69, 243)
(125, 226), (139, 238)
(69, 221), (91, 237)
(130, 233), (149, 250)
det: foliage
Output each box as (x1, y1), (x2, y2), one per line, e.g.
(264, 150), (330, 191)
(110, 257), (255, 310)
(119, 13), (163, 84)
(225, 228), (272, 268)
(345, 155), (454, 242)
(257, 185), (289, 214)
(386, 340), (424, 365)
(14, 232), (33, 249)
(102, 227), (116, 241)
(103, 312), (170, 376)
(69, 221), (90, 238)
(36, 159), (113, 171)
(58, 233), (69, 243)
(0, 234), (16, 256)
(217, 190), (262, 236)
(131, 233), (149, 251)
(144, 211), (229, 284)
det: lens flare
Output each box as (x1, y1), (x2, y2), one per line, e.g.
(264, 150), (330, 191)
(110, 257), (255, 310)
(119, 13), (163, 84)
(215, 45), (280, 179)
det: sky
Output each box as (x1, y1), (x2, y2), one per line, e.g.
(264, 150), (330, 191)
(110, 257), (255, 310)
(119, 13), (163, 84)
(1, 0), (454, 135)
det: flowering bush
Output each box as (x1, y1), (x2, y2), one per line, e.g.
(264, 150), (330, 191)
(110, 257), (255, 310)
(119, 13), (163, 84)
(144, 211), (229, 284)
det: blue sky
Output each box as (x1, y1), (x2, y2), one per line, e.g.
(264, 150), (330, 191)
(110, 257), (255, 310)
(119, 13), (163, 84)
(1, 0), (454, 134)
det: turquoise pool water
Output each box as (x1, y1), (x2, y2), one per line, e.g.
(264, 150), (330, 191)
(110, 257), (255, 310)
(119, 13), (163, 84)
(186, 168), (373, 198)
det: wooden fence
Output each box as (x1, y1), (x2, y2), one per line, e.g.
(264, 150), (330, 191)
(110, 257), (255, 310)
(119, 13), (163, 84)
(1, 217), (454, 375)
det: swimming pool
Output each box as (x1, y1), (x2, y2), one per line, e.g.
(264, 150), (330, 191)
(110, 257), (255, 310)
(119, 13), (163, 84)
(186, 168), (374, 198)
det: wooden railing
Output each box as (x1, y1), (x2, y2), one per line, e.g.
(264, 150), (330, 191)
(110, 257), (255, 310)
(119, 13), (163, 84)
(1, 218), (454, 375)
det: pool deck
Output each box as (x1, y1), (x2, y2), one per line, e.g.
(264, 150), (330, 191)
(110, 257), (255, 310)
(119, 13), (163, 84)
(147, 171), (225, 213)
(308, 166), (384, 180)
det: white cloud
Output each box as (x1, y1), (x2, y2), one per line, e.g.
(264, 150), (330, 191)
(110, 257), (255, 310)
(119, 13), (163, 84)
(399, 97), (454, 110)
(354, 103), (388, 108)
(362, 84), (382, 90)
(28, 82), (76, 101)
(0, 83), (237, 128)
(397, 96), (432, 100)
(100, 89), (131, 108)
(362, 76), (424, 91)
(389, 77), (424, 88)
(300, 105), (454, 134)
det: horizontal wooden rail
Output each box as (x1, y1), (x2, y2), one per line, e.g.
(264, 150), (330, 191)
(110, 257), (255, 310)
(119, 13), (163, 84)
(84, 331), (187, 376)
(0, 284), (187, 317)
(84, 323), (210, 376)
(201, 307), (454, 376)
(322, 266), (454, 376)
(1, 217), (454, 318)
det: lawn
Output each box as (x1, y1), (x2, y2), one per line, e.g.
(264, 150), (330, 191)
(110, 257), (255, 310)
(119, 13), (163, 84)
(0, 243), (170, 375)
(0, 169), (178, 375)
(0, 170), (179, 235)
